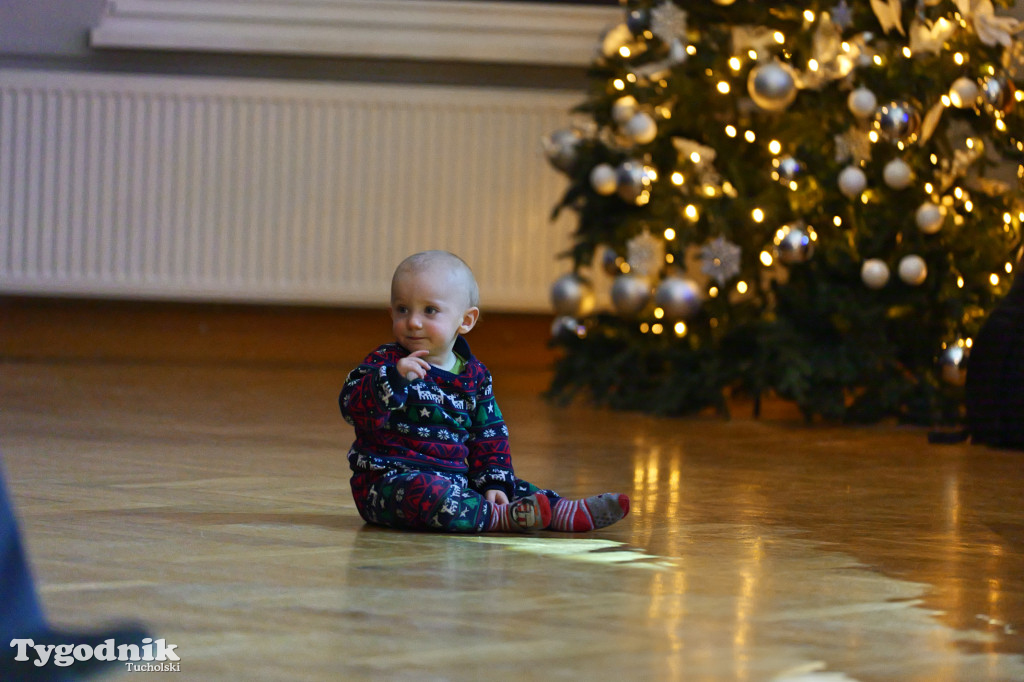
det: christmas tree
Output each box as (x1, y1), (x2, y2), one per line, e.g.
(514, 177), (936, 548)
(545, 0), (1024, 423)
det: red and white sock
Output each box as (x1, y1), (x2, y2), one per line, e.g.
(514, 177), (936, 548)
(487, 494), (551, 532)
(550, 493), (630, 532)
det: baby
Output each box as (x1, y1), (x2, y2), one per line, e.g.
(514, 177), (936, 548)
(339, 250), (630, 532)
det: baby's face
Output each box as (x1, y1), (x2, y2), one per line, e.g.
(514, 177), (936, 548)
(389, 267), (477, 366)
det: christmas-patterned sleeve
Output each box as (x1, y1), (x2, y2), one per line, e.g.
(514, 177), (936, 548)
(464, 368), (516, 497)
(339, 346), (411, 432)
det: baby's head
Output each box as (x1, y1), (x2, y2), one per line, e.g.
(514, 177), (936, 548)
(391, 250), (480, 311)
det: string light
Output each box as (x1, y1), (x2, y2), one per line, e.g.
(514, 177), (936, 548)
(744, 130), (756, 143)
(619, 47), (631, 58)
(652, 323), (664, 335)
(751, 208), (765, 222)
(803, 10), (815, 22)
(760, 251), (774, 266)
(773, 32), (785, 44)
(717, 81), (731, 94)
(654, 307), (665, 319)
(725, 125), (738, 137)
(684, 204), (699, 220)
(674, 322), (687, 337)
(613, 79), (626, 90)
(736, 281), (749, 294)
(954, 52), (965, 65)
(709, 286), (719, 298)
(768, 140), (782, 154)
(833, 216), (842, 227)
(664, 227), (677, 240)
(729, 57), (742, 71)
(990, 273), (1001, 286)
(671, 172), (685, 185)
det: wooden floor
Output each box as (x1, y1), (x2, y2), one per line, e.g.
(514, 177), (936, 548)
(2, 296), (1024, 681)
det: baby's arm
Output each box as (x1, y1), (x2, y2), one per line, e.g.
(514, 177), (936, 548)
(339, 347), (415, 430)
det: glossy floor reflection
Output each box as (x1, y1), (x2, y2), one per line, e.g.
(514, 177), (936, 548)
(1, 300), (1023, 681)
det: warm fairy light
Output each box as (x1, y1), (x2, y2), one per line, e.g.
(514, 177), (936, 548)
(954, 52), (965, 65)
(966, 138), (976, 150)
(954, 187), (964, 199)
(690, 151), (702, 163)
(674, 321), (686, 336)
(744, 130), (756, 143)
(842, 41), (851, 52)
(640, 322), (650, 333)
(736, 281), (749, 294)
(626, 73), (637, 83)
(671, 171), (685, 185)
(613, 79), (626, 90)
(725, 125), (738, 137)
(1006, 261), (1014, 274)
(652, 323), (664, 335)
(666, 254), (675, 264)
(751, 208), (765, 222)
(773, 32), (785, 44)
(873, 55), (883, 66)
(788, 181), (798, 191)
(990, 273), (1001, 286)
(717, 81), (731, 94)
(619, 46), (631, 58)
(941, 94), (952, 107)
(861, 194), (869, 204)
(996, 119), (1007, 132)
(957, 276), (965, 288)
(654, 307), (665, 319)
(664, 227), (677, 240)
(729, 57), (742, 71)
(704, 185), (717, 197)
(808, 59), (819, 72)
(803, 10), (815, 22)
(902, 47), (912, 58)
(833, 216), (842, 227)
(709, 286), (719, 298)
(760, 251), (774, 266)
(1016, 91), (1024, 102)
(868, 131), (879, 143)
(748, 49), (758, 60)
(621, 262), (631, 274)
(684, 204), (699, 220)
(768, 140), (782, 154)
(687, 45), (697, 56)
(964, 200), (973, 212)
(1004, 212), (1013, 223)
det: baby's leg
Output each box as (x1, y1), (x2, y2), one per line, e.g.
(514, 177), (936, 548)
(511, 479), (630, 532)
(350, 470), (548, 533)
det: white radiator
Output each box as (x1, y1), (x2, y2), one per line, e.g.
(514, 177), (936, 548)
(0, 69), (579, 311)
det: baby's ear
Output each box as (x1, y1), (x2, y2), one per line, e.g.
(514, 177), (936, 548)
(459, 307), (480, 334)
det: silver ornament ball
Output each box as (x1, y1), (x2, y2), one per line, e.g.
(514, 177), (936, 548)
(611, 273), (651, 316)
(543, 129), (582, 173)
(773, 223), (817, 264)
(775, 155), (803, 182)
(898, 254), (928, 286)
(590, 163), (618, 196)
(949, 77), (980, 108)
(550, 273), (595, 318)
(981, 73), (1015, 112)
(847, 87), (878, 118)
(883, 158), (914, 190)
(861, 259), (890, 289)
(915, 202), (945, 234)
(654, 276), (702, 320)
(616, 160), (656, 205)
(873, 101), (921, 144)
(624, 111), (658, 145)
(838, 165), (868, 198)
(748, 62), (798, 112)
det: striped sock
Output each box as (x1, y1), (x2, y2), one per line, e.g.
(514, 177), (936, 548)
(550, 493), (630, 532)
(487, 494), (551, 532)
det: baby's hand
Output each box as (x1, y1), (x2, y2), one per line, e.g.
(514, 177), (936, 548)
(485, 489), (509, 505)
(397, 350), (431, 381)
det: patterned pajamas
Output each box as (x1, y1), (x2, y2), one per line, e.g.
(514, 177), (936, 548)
(350, 467), (560, 533)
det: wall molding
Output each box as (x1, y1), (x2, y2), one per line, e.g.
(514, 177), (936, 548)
(90, 0), (620, 66)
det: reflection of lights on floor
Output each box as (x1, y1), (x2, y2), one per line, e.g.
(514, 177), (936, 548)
(460, 537), (675, 570)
